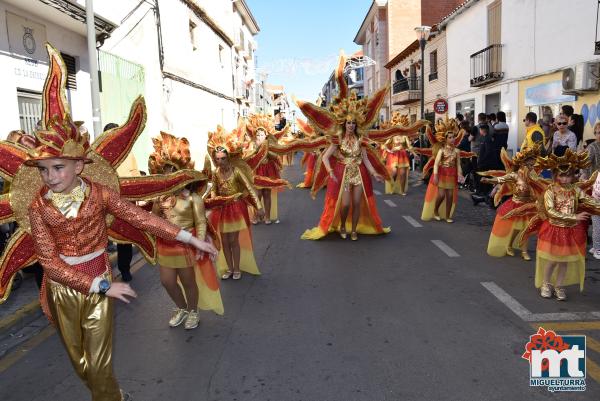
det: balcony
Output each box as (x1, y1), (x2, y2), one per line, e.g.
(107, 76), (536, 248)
(392, 77), (420, 105)
(470, 44), (503, 87)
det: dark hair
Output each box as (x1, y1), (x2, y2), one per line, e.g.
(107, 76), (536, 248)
(456, 113), (464, 122)
(479, 124), (489, 133)
(460, 121), (470, 131)
(488, 113), (497, 121)
(561, 105), (574, 117)
(103, 123), (118, 131)
(497, 111), (506, 122)
(139, 171), (147, 176)
(477, 113), (487, 122)
(525, 112), (537, 124)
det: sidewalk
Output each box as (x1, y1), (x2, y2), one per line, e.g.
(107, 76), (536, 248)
(0, 250), (124, 359)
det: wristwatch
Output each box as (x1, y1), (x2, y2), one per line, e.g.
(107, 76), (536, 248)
(98, 279), (111, 295)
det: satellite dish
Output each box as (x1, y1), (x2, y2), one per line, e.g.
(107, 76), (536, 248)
(562, 68), (575, 91)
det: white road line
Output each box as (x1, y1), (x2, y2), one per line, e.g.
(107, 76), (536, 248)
(481, 281), (600, 322)
(431, 240), (460, 257)
(384, 199), (397, 208)
(402, 215), (423, 228)
(374, 189), (382, 195)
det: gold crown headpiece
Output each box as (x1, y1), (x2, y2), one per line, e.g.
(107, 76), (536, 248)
(512, 144), (541, 168)
(434, 117), (459, 142)
(148, 132), (194, 174)
(380, 112), (409, 129)
(207, 125), (244, 156)
(329, 91), (368, 127)
(246, 114), (276, 139)
(535, 149), (590, 175)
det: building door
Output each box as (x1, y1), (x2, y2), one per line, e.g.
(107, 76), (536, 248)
(485, 92), (500, 114)
(17, 91), (42, 135)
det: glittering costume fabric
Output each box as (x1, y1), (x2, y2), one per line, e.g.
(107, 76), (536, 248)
(154, 192), (223, 314)
(421, 145), (461, 221)
(30, 180), (183, 401)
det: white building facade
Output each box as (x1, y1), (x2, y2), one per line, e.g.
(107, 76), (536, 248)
(444, 0), (600, 153)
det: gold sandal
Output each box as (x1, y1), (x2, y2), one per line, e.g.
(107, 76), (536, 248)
(222, 270), (233, 280)
(232, 271), (242, 280)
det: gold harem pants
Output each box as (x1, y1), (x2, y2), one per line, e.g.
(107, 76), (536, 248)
(46, 278), (122, 401)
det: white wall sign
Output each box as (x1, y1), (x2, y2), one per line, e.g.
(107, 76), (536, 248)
(6, 12), (48, 61)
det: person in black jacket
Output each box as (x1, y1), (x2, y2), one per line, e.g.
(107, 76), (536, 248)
(472, 125), (496, 206)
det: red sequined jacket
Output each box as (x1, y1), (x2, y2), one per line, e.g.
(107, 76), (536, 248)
(29, 180), (181, 294)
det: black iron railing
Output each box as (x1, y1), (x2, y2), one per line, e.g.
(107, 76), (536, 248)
(470, 44), (503, 87)
(392, 77), (419, 94)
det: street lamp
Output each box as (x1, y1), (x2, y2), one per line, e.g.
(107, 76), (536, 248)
(414, 25), (431, 170)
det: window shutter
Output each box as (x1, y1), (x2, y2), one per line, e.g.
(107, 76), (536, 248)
(487, 0), (502, 45)
(60, 52), (77, 90)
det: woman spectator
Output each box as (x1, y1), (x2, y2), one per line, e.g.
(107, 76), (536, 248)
(584, 123), (600, 258)
(550, 115), (577, 156)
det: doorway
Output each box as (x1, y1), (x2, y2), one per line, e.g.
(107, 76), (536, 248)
(485, 92), (500, 114)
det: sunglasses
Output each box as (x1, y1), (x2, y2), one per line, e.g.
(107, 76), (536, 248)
(556, 122), (567, 126)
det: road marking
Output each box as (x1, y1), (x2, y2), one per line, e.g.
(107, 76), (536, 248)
(0, 325), (55, 374)
(531, 321), (600, 331)
(374, 189), (382, 195)
(431, 240), (460, 257)
(481, 282), (600, 322)
(402, 215), (422, 228)
(384, 199), (397, 208)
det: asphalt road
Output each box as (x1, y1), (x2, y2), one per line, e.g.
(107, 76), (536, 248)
(1, 159), (600, 401)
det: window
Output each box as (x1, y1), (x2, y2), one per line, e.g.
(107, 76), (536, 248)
(395, 70), (402, 81)
(60, 52), (77, 90)
(487, 0), (501, 45)
(17, 90), (42, 135)
(429, 50), (438, 81)
(189, 20), (197, 51)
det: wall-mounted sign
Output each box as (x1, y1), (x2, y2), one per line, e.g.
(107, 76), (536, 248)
(524, 81), (576, 106)
(6, 12), (47, 61)
(434, 98), (448, 114)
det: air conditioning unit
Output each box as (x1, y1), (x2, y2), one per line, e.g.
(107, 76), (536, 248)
(562, 62), (600, 92)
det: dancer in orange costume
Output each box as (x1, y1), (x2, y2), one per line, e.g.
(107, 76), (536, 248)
(479, 145), (541, 260)
(295, 53), (427, 240)
(0, 45), (217, 401)
(295, 118), (322, 189)
(206, 126), (265, 280)
(243, 114), (289, 224)
(381, 113), (413, 195)
(415, 118), (473, 222)
(148, 132), (223, 329)
(508, 150), (600, 301)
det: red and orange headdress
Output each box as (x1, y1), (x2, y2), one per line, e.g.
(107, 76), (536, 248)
(245, 114), (288, 141)
(535, 148), (590, 176)
(434, 117), (460, 143)
(148, 132), (195, 174)
(295, 53), (388, 138)
(207, 125), (245, 157)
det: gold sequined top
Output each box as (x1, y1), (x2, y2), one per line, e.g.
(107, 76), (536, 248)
(544, 183), (600, 227)
(153, 191), (207, 240)
(211, 166), (260, 208)
(29, 180), (182, 294)
(487, 168), (534, 203)
(433, 145), (460, 174)
(337, 135), (362, 162)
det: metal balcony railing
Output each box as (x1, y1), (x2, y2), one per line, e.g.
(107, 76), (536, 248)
(470, 44), (503, 87)
(392, 77), (419, 94)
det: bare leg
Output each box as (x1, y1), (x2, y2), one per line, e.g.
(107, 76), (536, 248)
(159, 266), (187, 309)
(221, 233), (233, 273)
(391, 166), (398, 182)
(555, 262), (568, 287)
(543, 261), (557, 284)
(339, 189), (351, 234)
(262, 188), (272, 222)
(226, 231), (241, 273)
(398, 167), (407, 194)
(351, 184), (362, 233)
(434, 189), (445, 217)
(176, 267), (198, 311)
(444, 189), (453, 220)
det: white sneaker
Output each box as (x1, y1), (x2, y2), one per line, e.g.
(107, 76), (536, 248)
(589, 247), (596, 255)
(594, 251), (600, 260)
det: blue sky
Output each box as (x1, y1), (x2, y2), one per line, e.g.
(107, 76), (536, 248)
(246, 0), (367, 110)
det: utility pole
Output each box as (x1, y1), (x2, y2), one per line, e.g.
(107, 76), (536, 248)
(85, 0), (102, 137)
